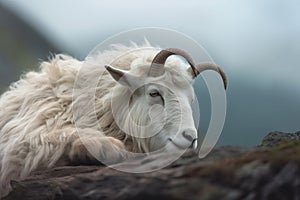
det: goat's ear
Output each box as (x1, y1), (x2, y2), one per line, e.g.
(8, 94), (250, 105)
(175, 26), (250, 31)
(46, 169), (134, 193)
(105, 65), (141, 90)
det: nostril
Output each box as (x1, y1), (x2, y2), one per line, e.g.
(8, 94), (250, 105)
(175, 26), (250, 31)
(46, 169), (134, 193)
(182, 130), (195, 142)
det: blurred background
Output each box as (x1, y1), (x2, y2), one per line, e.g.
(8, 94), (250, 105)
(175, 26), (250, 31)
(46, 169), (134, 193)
(0, 0), (299, 146)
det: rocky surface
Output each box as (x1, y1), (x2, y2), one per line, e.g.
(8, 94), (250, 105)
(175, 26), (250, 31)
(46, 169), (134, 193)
(4, 131), (300, 200)
(259, 131), (300, 148)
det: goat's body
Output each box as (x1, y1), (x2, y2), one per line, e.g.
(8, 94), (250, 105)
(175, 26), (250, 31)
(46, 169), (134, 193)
(0, 44), (160, 197)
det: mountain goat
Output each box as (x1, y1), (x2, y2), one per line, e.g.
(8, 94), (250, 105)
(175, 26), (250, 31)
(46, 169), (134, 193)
(0, 43), (226, 197)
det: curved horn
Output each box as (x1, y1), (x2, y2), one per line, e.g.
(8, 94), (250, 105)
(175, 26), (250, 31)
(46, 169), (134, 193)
(188, 62), (227, 89)
(149, 48), (198, 77)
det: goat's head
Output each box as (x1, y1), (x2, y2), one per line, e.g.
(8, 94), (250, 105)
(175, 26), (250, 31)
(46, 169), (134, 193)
(105, 48), (227, 153)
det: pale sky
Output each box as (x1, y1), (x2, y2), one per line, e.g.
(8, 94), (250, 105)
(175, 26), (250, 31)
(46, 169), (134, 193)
(2, 0), (299, 89)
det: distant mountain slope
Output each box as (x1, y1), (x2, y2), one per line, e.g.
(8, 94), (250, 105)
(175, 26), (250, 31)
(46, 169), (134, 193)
(0, 5), (61, 92)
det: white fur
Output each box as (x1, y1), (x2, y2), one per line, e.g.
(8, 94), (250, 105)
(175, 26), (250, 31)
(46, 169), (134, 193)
(0, 43), (197, 197)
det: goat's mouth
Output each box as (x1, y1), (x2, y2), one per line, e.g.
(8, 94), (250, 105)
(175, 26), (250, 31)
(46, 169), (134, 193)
(167, 138), (192, 150)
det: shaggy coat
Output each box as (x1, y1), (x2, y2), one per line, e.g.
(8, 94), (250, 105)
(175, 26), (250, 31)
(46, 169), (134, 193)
(0, 44), (196, 197)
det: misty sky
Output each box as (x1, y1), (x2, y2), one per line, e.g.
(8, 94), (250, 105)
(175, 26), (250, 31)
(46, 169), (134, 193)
(1, 0), (300, 146)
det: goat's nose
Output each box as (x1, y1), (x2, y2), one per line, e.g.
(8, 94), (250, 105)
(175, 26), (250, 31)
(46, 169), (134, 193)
(182, 129), (198, 149)
(182, 129), (196, 142)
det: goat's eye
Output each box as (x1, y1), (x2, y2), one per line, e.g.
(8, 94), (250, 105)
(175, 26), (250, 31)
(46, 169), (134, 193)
(149, 91), (160, 97)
